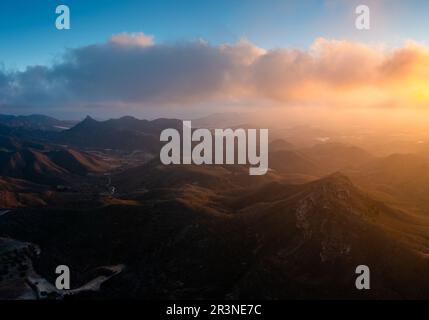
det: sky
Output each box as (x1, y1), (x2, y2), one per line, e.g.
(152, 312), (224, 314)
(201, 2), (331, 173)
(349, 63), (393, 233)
(1, 0), (429, 119)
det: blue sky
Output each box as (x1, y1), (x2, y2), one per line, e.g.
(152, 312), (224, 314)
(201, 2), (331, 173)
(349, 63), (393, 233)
(1, 0), (429, 119)
(2, 0), (429, 69)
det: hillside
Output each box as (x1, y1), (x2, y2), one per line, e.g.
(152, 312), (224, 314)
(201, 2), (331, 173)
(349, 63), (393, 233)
(224, 173), (429, 298)
(300, 143), (374, 172)
(348, 153), (429, 210)
(54, 116), (181, 152)
(0, 114), (76, 131)
(0, 134), (111, 185)
(0, 177), (50, 208)
(2, 172), (429, 299)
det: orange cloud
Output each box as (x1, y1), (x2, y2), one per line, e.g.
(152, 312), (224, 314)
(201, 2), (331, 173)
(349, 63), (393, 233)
(110, 32), (154, 47)
(2, 35), (429, 110)
(248, 38), (429, 108)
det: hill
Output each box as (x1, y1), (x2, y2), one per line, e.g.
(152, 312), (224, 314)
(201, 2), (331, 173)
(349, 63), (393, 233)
(300, 143), (374, 172)
(224, 173), (429, 298)
(0, 114), (76, 131)
(0, 134), (110, 185)
(2, 172), (429, 298)
(0, 177), (50, 208)
(52, 116), (182, 152)
(348, 153), (429, 210)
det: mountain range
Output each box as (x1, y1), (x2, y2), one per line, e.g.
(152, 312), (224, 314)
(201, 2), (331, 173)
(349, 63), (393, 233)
(1, 113), (429, 299)
(0, 114), (77, 131)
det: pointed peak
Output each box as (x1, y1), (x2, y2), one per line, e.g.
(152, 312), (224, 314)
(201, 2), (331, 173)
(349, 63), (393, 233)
(83, 115), (96, 122)
(68, 115), (99, 131)
(79, 115), (99, 126)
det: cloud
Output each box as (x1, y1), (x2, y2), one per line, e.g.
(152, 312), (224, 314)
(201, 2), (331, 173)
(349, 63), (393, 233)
(251, 38), (429, 108)
(109, 32), (154, 47)
(1, 33), (429, 112)
(249, 39), (387, 105)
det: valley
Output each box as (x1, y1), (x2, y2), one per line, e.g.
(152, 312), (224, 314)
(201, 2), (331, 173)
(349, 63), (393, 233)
(1, 113), (429, 299)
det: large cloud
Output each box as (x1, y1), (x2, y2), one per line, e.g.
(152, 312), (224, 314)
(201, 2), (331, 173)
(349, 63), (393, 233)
(1, 33), (429, 111)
